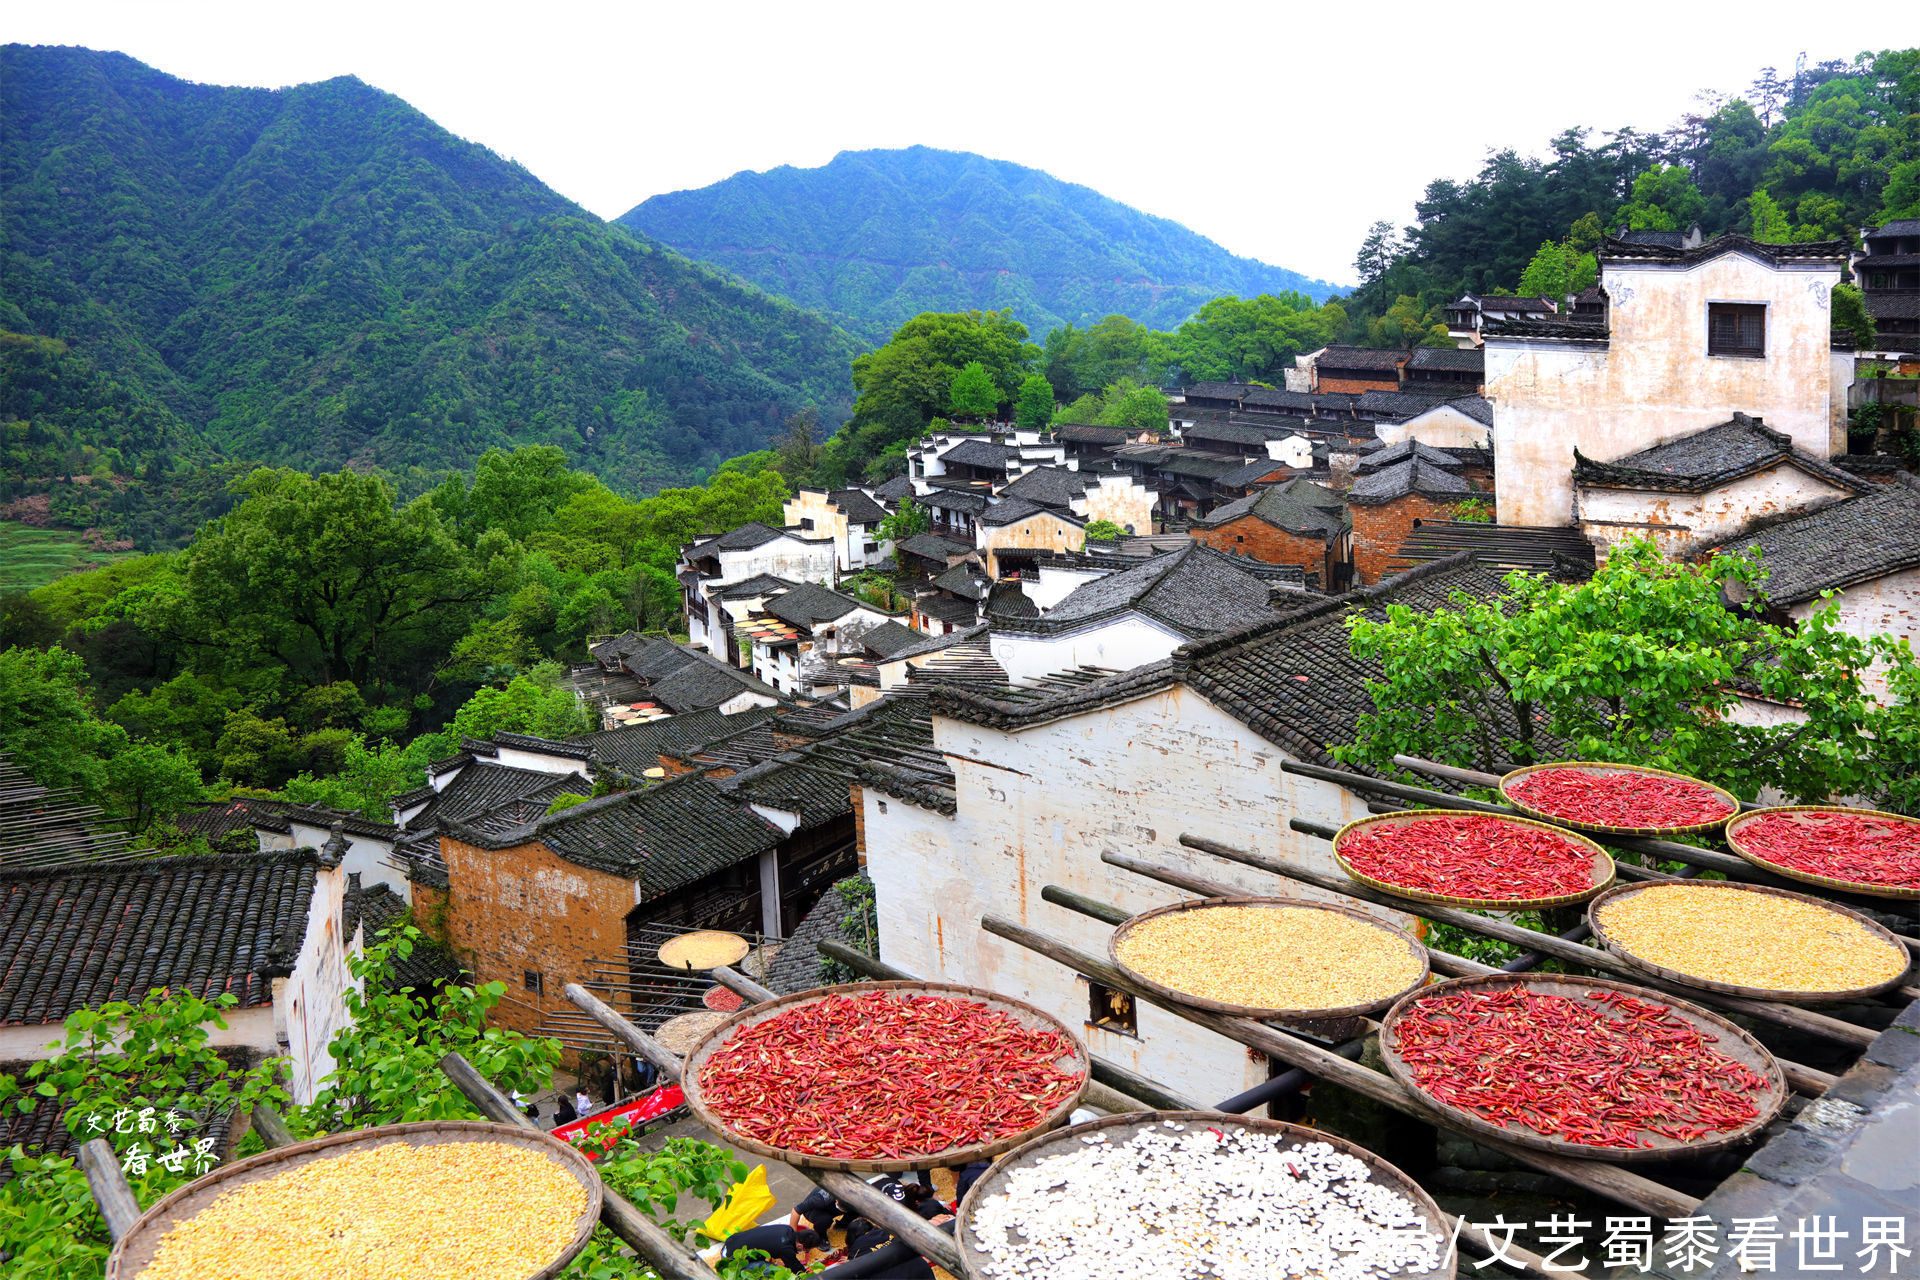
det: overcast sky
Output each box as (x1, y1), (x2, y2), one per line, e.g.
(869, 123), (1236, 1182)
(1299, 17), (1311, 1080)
(7, 1), (1865, 284)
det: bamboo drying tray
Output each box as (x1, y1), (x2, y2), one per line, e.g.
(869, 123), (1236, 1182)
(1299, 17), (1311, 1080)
(1498, 761), (1738, 838)
(1724, 805), (1920, 901)
(1107, 896), (1430, 1020)
(1588, 880), (1912, 1004)
(1378, 974), (1786, 1163)
(1332, 809), (1616, 910)
(106, 1120), (602, 1280)
(680, 980), (1090, 1173)
(953, 1110), (1454, 1280)
(657, 930), (750, 971)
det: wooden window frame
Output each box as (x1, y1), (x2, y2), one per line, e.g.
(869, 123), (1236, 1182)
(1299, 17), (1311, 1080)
(1086, 980), (1139, 1037)
(1707, 302), (1767, 358)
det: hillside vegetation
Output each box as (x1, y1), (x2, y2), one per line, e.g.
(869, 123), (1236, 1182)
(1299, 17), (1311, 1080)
(0, 44), (860, 537)
(620, 146), (1339, 342)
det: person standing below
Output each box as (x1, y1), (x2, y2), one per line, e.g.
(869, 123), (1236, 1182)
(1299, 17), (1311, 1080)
(553, 1094), (578, 1126)
(575, 1088), (593, 1119)
(720, 1224), (821, 1273)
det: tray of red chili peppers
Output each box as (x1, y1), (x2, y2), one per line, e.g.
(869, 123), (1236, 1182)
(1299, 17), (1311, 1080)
(1724, 805), (1920, 900)
(1379, 974), (1786, 1161)
(682, 981), (1090, 1173)
(1332, 810), (1615, 910)
(1498, 762), (1738, 837)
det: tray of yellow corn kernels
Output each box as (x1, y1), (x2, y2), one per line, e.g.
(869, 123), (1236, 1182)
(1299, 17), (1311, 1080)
(107, 1121), (602, 1280)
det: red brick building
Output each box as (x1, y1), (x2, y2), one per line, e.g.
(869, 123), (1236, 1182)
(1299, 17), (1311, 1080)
(1189, 477), (1351, 591)
(1346, 447), (1478, 583)
(1311, 346), (1409, 395)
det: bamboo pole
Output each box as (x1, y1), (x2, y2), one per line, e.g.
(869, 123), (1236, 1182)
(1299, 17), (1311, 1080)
(79, 1138), (142, 1244)
(563, 983), (686, 1082)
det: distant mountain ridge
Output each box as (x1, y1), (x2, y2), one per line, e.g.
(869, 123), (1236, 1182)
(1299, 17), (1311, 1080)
(0, 45), (859, 499)
(620, 147), (1340, 341)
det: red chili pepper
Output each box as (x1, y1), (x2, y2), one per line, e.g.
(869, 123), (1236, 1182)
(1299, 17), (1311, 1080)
(1735, 812), (1920, 890)
(1508, 768), (1732, 828)
(1342, 814), (1595, 899)
(697, 992), (1080, 1159)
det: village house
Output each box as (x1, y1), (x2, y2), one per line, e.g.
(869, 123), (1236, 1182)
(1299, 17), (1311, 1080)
(1484, 234), (1854, 528)
(892, 531), (978, 582)
(588, 631), (783, 716)
(735, 581), (901, 696)
(975, 498), (1088, 578)
(1189, 476), (1351, 590)
(782, 487), (893, 572)
(914, 559), (993, 634)
(1346, 443), (1478, 584)
(1571, 413), (1868, 558)
(994, 463), (1158, 534)
(1373, 396), (1494, 450)
(1053, 422), (1159, 468)
(1443, 293), (1559, 346)
(678, 522), (836, 650)
(251, 803), (406, 900)
(1398, 345), (1484, 396)
(1856, 218), (1920, 354)
(1308, 346), (1410, 395)
(851, 556), (1503, 1105)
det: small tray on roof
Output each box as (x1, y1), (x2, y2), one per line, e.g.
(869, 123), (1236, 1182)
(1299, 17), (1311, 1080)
(1378, 973), (1787, 1163)
(953, 1111), (1454, 1280)
(1586, 880), (1912, 1004)
(1498, 761), (1738, 838)
(680, 980), (1090, 1174)
(657, 930), (750, 971)
(1332, 809), (1616, 911)
(1723, 805), (1920, 901)
(106, 1120), (602, 1280)
(1107, 896), (1430, 1021)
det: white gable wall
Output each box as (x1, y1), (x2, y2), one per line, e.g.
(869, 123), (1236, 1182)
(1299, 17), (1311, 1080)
(1789, 568), (1920, 702)
(1576, 466), (1854, 560)
(1374, 404), (1490, 450)
(288, 820), (406, 900)
(988, 614), (1192, 683)
(278, 862), (354, 1104)
(861, 687), (1406, 1106)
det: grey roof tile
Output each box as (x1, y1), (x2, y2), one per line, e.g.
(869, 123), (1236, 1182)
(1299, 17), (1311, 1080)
(1347, 458), (1473, 504)
(1571, 417), (1866, 495)
(1194, 477), (1349, 538)
(1026, 543), (1278, 637)
(1716, 480), (1920, 605)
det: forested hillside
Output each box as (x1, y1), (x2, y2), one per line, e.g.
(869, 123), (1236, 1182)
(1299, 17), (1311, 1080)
(619, 147), (1339, 342)
(1343, 49), (1919, 334)
(0, 45), (860, 538)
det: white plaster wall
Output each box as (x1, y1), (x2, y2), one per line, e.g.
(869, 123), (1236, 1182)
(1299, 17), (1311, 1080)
(1073, 476), (1157, 534)
(491, 746), (588, 776)
(280, 864), (353, 1104)
(988, 615), (1191, 683)
(1267, 436), (1315, 468)
(288, 822), (406, 899)
(1575, 467), (1850, 560)
(1373, 405), (1490, 450)
(717, 690), (780, 716)
(978, 514), (1084, 577)
(1028, 565), (1112, 612)
(1488, 252), (1842, 527)
(717, 539), (836, 587)
(861, 687), (1407, 1106)
(1789, 569), (1920, 701)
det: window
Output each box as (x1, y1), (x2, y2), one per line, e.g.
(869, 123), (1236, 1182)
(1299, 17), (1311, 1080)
(799, 517), (814, 530)
(1873, 273), (1888, 289)
(1708, 303), (1766, 357)
(524, 969), (544, 995)
(1087, 982), (1138, 1036)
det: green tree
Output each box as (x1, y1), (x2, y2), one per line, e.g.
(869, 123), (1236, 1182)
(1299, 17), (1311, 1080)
(1337, 541), (1915, 807)
(457, 447), (598, 544)
(1747, 189), (1794, 241)
(877, 500), (931, 544)
(1102, 381), (1171, 433)
(1881, 159), (1920, 222)
(1014, 374), (1056, 430)
(948, 360), (1000, 420)
(1516, 241), (1598, 302)
(1832, 283), (1877, 347)
(1171, 294), (1343, 383)
(1615, 164), (1707, 231)
(1083, 520), (1125, 545)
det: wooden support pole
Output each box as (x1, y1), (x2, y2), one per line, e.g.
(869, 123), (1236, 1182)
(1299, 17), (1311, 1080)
(711, 965), (776, 1004)
(1183, 833), (1876, 1051)
(438, 1052), (721, 1280)
(251, 1103), (297, 1150)
(816, 939), (912, 981)
(79, 1138), (142, 1244)
(564, 983), (686, 1084)
(1039, 883), (1131, 925)
(980, 912), (1701, 1220)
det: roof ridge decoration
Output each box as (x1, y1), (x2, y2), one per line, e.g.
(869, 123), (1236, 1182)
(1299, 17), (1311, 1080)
(0, 844), (332, 886)
(1599, 232), (1850, 268)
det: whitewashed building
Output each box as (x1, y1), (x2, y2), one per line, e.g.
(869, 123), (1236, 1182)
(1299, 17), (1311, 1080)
(783, 487), (894, 572)
(679, 523), (836, 652)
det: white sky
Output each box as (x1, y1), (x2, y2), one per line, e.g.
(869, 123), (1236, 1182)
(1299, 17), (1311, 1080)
(5, 0), (1863, 284)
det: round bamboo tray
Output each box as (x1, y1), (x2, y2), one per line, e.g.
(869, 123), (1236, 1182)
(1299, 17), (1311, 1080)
(1724, 805), (1920, 901)
(1108, 896), (1430, 1020)
(1378, 974), (1786, 1163)
(657, 929), (749, 971)
(1333, 809), (1616, 910)
(1588, 880), (1912, 1004)
(681, 980), (1090, 1173)
(106, 1120), (602, 1280)
(953, 1110), (1454, 1280)
(1498, 761), (1738, 838)
(655, 1008), (729, 1055)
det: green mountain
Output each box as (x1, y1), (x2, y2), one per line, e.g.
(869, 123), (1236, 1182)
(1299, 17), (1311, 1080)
(619, 147), (1340, 342)
(0, 45), (860, 513)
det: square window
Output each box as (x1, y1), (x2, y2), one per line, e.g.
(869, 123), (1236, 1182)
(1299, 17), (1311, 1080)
(1087, 982), (1138, 1035)
(524, 969), (544, 995)
(1708, 303), (1765, 357)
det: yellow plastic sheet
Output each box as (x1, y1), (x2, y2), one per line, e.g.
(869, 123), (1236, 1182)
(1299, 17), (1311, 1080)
(704, 1163), (777, 1241)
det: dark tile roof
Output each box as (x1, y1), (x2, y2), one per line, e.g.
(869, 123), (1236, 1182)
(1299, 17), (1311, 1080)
(1194, 477), (1349, 539)
(1404, 347), (1485, 373)
(408, 761), (592, 830)
(1599, 233), (1848, 268)
(452, 773), (783, 896)
(997, 465), (1098, 507)
(1715, 479), (1920, 605)
(1615, 229), (1687, 249)
(1021, 543), (1278, 638)
(916, 593), (979, 626)
(1355, 440), (1465, 475)
(1865, 293), (1920, 321)
(343, 880), (465, 991)
(1240, 387), (1314, 411)
(1183, 381), (1255, 400)
(859, 621), (927, 659)
(1184, 420), (1295, 449)
(708, 521), (791, 551)
(576, 707), (777, 775)
(714, 573), (799, 600)
(1464, 294), (1558, 313)
(1434, 396), (1494, 426)
(1570, 416), (1866, 495)
(172, 798), (287, 847)
(1481, 315), (1612, 344)
(765, 582), (868, 627)
(766, 877), (864, 995)
(1870, 218), (1920, 237)
(980, 496), (1082, 528)
(1316, 346), (1408, 372)
(922, 488), (990, 514)
(1054, 423), (1134, 444)
(930, 562), (992, 600)
(1346, 458), (1473, 505)
(829, 488), (889, 523)
(871, 475), (914, 502)
(1214, 458), (1293, 488)
(884, 621), (990, 662)
(1355, 390), (1463, 418)
(619, 635), (713, 681)
(273, 804), (399, 841)
(492, 732), (594, 761)
(0, 851), (323, 1026)
(666, 718), (787, 772)
(895, 532), (974, 562)
(939, 439), (1015, 470)
(1393, 521), (1598, 579)
(591, 631), (653, 664)
(718, 757), (852, 828)
(987, 581), (1040, 619)
(649, 654), (782, 714)
(1152, 453), (1245, 480)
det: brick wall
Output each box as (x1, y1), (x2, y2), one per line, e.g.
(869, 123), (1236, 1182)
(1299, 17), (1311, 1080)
(1190, 518), (1331, 586)
(1351, 493), (1456, 583)
(437, 835), (636, 1043)
(1316, 372), (1400, 395)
